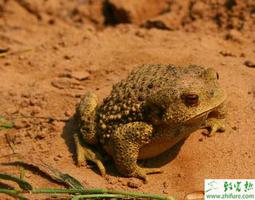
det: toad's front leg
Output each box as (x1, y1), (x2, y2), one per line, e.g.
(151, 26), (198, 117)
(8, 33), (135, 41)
(203, 102), (227, 136)
(112, 122), (162, 183)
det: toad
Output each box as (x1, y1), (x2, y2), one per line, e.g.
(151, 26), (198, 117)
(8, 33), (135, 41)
(74, 64), (226, 182)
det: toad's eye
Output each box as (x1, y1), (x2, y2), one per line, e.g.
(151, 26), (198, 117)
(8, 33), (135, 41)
(181, 93), (199, 107)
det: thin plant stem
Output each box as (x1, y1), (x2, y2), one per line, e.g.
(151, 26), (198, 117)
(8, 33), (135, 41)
(71, 194), (126, 200)
(0, 189), (27, 200)
(32, 188), (175, 200)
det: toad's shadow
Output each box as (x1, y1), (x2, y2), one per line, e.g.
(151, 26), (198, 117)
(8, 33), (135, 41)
(61, 116), (186, 177)
(61, 116), (77, 160)
(61, 115), (109, 176)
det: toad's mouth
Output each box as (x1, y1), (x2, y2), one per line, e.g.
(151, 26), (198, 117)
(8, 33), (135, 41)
(184, 110), (210, 125)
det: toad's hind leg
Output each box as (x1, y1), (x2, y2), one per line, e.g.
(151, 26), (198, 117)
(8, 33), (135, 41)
(77, 92), (98, 145)
(112, 122), (162, 183)
(74, 92), (105, 176)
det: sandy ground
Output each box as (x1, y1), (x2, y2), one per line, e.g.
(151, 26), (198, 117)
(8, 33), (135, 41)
(0, 0), (255, 199)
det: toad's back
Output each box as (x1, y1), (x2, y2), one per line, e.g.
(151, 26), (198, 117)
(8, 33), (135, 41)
(95, 64), (204, 143)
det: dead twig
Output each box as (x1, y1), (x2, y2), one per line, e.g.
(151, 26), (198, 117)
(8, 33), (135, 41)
(0, 48), (32, 58)
(4, 133), (16, 154)
(19, 115), (69, 122)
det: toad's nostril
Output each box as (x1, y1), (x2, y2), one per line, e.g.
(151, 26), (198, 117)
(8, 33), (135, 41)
(209, 90), (215, 97)
(216, 72), (220, 80)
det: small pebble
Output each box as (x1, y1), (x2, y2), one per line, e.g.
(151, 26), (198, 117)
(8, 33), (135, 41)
(34, 133), (46, 140)
(18, 55), (25, 60)
(21, 92), (31, 98)
(25, 173), (31, 178)
(184, 191), (204, 200)
(71, 71), (90, 81)
(127, 180), (141, 188)
(163, 181), (168, 189)
(142, 20), (171, 30)
(8, 91), (17, 96)
(240, 53), (245, 57)
(219, 50), (235, 57)
(14, 119), (29, 129)
(201, 130), (210, 136)
(31, 106), (41, 115)
(63, 55), (71, 60)
(64, 110), (72, 117)
(51, 79), (67, 89)
(58, 72), (72, 78)
(57, 154), (62, 158)
(52, 45), (59, 50)
(6, 107), (18, 114)
(225, 30), (243, 43)
(54, 157), (60, 161)
(244, 60), (255, 68)
(163, 190), (168, 194)
(48, 18), (55, 25)
(52, 121), (64, 132)
(0, 47), (9, 53)
(105, 176), (117, 185)
(4, 61), (10, 66)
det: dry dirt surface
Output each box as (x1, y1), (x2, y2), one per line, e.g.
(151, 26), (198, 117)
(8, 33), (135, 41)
(0, 0), (255, 199)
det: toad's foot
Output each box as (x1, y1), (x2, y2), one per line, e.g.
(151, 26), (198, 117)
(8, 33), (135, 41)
(203, 102), (226, 136)
(203, 118), (225, 137)
(130, 167), (162, 183)
(74, 133), (106, 176)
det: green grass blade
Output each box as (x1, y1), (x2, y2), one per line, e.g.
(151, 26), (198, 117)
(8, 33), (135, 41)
(58, 173), (84, 190)
(2, 161), (84, 189)
(71, 194), (126, 199)
(32, 188), (175, 200)
(0, 116), (14, 129)
(0, 173), (32, 190)
(31, 161), (85, 189)
(0, 189), (28, 200)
